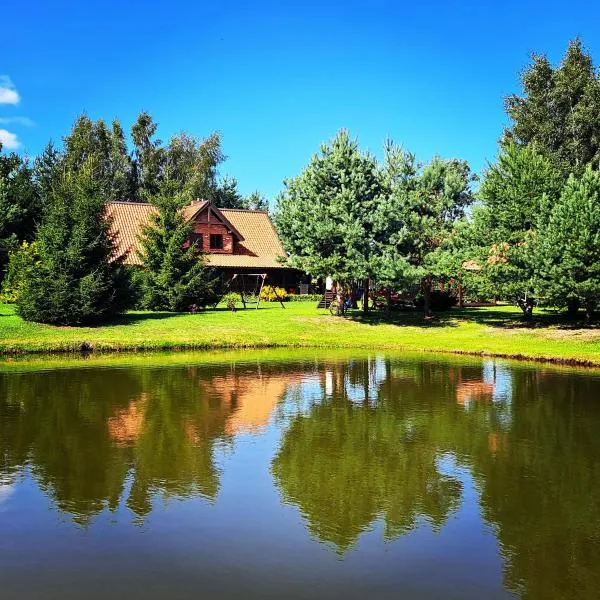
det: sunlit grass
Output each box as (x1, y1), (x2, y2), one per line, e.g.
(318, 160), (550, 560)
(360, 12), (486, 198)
(1, 301), (600, 365)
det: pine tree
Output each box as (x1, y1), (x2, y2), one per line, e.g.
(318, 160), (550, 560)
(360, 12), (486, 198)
(109, 120), (134, 202)
(131, 112), (163, 200)
(505, 38), (600, 176)
(536, 167), (600, 320)
(17, 160), (128, 325)
(245, 191), (269, 211)
(381, 143), (474, 316)
(138, 181), (214, 311)
(275, 130), (383, 312)
(212, 175), (245, 208)
(475, 142), (562, 317)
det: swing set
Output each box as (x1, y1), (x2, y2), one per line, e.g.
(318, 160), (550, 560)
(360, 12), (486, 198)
(214, 273), (286, 309)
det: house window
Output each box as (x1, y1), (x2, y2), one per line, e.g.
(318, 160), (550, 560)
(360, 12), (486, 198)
(190, 232), (203, 249)
(210, 234), (224, 250)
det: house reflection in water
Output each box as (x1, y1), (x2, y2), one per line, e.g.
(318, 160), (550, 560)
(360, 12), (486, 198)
(455, 360), (512, 408)
(201, 372), (302, 435)
(107, 394), (148, 447)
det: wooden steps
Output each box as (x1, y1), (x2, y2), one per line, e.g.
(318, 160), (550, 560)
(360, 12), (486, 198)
(317, 291), (334, 309)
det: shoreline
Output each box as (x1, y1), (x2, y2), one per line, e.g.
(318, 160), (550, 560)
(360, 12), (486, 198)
(2, 340), (600, 370)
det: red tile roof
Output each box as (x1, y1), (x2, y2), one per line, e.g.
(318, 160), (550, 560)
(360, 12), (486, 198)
(105, 201), (291, 270)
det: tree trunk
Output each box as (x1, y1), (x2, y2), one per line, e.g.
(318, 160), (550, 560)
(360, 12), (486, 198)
(458, 283), (464, 308)
(362, 278), (370, 314)
(567, 298), (580, 320)
(517, 296), (534, 321)
(386, 288), (392, 316)
(585, 301), (595, 323)
(336, 286), (345, 317)
(423, 277), (432, 318)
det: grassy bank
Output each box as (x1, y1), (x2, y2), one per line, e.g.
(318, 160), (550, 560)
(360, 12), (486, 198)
(2, 301), (600, 366)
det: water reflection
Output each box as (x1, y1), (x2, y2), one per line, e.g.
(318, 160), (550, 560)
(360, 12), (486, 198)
(1, 355), (600, 598)
(0, 364), (295, 523)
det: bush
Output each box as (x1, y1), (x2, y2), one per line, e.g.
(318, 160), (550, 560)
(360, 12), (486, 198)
(0, 241), (39, 304)
(259, 285), (288, 302)
(287, 293), (323, 302)
(414, 290), (457, 311)
(222, 292), (240, 309)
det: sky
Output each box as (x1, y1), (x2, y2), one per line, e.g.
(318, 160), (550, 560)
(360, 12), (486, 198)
(3, 0), (600, 202)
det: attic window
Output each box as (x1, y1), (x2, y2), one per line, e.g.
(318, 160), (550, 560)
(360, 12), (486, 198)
(210, 234), (223, 250)
(190, 232), (203, 249)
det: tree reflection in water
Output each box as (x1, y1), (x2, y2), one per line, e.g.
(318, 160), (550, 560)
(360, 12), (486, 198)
(0, 363), (296, 524)
(2, 355), (600, 597)
(272, 357), (600, 597)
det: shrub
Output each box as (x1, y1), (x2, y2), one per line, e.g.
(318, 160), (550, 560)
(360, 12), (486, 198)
(222, 292), (240, 309)
(259, 285), (288, 302)
(414, 290), (457, 311)
(287, 293), (323, 302)
(0, 241), (39, 304)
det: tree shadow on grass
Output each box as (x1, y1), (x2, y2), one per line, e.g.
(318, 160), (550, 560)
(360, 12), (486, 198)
(114, 311), (191, 325)
(346, 309), (458, 328)
(347, 306), (600, 331)
(113, 306), (235, 326)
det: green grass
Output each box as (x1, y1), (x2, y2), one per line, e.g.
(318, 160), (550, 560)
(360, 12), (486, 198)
(2, 301), (600, 366)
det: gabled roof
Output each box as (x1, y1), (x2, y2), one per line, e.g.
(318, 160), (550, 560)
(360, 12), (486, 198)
(105, 200), (291, 270)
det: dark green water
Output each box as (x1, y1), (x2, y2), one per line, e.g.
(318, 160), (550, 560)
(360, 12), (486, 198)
(1, 353), (600, 599)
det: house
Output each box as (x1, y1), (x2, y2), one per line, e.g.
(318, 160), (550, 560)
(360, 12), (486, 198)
(105, 199), (301, 290)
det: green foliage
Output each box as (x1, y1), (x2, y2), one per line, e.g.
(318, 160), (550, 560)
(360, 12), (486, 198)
(382, 143), (475, 314)
(211, 175), (244, 208)
(0, 241), (39, 303)
(275, 130), (384, 283)
(212, 179), (270, 210)
(16, 161), (129, 325)
(276, 133), (473, 317)
(245, 190), (269, 211)
(131, 111), (163, 200)
(0, 146), (39, 278)
(287, 293), (322, 302)
(259, 285), (288, 302)
(535, 168), (600, 319)
(222, 292), (240, 310)
(138, 182), (215, 311)
(505, 38), (600, 176)
(474, 142), (562, 316)
(62, 115), (135, 203)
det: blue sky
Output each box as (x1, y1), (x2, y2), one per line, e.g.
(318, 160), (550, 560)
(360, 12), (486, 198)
(3, 1), (600, 201)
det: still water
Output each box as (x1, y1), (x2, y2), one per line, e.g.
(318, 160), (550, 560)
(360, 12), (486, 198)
(1, 352), (599, 599)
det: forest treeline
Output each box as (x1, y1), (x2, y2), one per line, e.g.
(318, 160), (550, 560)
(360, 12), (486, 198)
(3, 38), (600, 323)
(276, 38), (600, 320)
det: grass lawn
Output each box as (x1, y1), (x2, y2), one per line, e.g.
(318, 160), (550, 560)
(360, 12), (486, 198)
(2, 301), (600, 365)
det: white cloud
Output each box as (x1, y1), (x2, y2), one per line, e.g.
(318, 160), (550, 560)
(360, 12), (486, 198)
(0, 482), (15, 507)
(0, 116), (33, 127)
(0, 129), (20, 149)
(0, 76), (19, 105)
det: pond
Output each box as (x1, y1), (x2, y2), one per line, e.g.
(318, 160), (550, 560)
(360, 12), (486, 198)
(1, 351), (599, 599)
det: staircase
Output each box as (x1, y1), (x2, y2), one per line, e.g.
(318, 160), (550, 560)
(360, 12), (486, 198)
(317, 291), (334, 309)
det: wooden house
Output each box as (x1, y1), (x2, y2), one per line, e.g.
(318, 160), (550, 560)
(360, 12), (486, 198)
(105, 199), (301, 290)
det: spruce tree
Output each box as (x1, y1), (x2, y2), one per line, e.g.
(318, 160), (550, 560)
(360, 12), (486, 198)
(17, 160), (128, 325)
(536, 167), (600, 321)
(138, 181), (214, 311)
